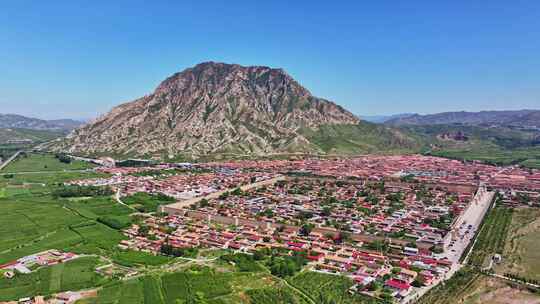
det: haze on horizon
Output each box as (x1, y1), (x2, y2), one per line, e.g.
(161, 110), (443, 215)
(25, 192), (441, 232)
(1, 1), (539, 120)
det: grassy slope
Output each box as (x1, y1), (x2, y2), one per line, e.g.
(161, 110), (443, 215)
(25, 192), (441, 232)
(300, 122), (422, 155)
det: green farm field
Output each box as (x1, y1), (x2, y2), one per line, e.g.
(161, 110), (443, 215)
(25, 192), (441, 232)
(122, 192), (175, 213)
(0, 257), (108, 301)
(0, 171), (109, 186)
(288, 271), (379, 304)
(78, 268), (323, 304)
(0, 186), (129, 265)
(2, 152), (95, 173)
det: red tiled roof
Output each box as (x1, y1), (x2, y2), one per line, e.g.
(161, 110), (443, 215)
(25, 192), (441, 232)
(386, 279), (411, 290)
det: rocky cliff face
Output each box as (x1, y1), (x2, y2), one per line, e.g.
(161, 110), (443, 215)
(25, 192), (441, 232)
(60, 62), (359, 157)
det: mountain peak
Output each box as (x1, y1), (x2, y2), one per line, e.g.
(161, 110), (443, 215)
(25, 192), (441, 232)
(57, 62), (360, 157)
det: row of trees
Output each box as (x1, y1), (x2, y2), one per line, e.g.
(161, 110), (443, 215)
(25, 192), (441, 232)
(52, 185), (114, 198)
(54, 153), (72, 164)
(160, 243), (199, 258)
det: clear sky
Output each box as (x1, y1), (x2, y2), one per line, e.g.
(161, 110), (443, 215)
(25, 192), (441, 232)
(1, 1), (539, 119)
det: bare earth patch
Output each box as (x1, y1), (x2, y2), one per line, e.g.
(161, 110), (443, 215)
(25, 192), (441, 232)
(461, 276), (540, 304)
(495, 207), (540, 280)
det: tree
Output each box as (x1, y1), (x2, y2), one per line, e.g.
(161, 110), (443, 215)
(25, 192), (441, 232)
(231, 187), (243, 196)
(138, 225), (150, 237)
(321, 206), (332, 216)
(199, 199), (209, 208)
(55, 153), (72, 164)
(193, 292), (208, 304)
(299, 223), (314, 236)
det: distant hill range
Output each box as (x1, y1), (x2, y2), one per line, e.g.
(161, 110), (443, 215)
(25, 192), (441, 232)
(360, 113), (415, 123)
(54, 62), (419, 158)
(0, 114), (84, 131)
(0, 128), (64, 145)
(384, 110), (540, 128)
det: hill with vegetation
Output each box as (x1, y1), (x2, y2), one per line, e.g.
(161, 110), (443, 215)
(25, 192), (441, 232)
(0, 114), (83, 131)
(385, 110), (540, 127)
(400, 124), (540, 168)
(0, 128), (64, 144)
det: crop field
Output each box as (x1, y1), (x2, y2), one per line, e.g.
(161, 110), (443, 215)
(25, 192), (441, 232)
(0, 257), (108, 301)
(2, 152), (95, 173)
(113, 250), (172, 267)
(69, 222), (127, 255)
(0, 171), (109, 187)
(0, 191), (129, 264)
(65, 197), (132, 219)
(246, 285), (310, 304)
(89, 270), (307, 304)
(0, 195), (86, 257)
(162, 269), (233, 304)
(495, 207), (540, 280)
(467, 205), (513, 268)
(122, 192), (175, 213)
(92, 270), (233, 304)
(288, 271), (378, 304)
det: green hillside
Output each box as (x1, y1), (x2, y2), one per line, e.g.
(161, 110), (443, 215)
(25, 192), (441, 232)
(300, 122), (422, 155)
(400, 124), (540, 168)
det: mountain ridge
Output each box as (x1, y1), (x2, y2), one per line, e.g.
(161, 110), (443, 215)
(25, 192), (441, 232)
(0, 114), (83, 131)
(385, 109), (540, 127)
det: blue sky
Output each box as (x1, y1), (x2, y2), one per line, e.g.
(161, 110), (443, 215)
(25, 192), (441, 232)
(1, 1), (539, 119)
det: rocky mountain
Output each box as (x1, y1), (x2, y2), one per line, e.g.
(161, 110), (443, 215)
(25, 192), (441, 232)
(57, 62), (387, 157)
(0, 114), (83, 131)
(385, 110), (540, 128)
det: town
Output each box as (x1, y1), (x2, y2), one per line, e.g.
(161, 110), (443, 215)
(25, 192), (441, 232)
(0, 154), (527, 303)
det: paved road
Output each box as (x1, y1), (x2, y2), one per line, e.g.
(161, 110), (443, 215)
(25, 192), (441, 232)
(115, 190), (137, 211)
(0, 150), (22, 171)
(446, 186), (494, 264)
(401, 186), (494, 304)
